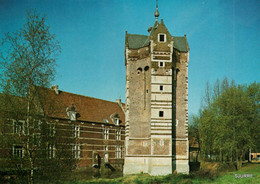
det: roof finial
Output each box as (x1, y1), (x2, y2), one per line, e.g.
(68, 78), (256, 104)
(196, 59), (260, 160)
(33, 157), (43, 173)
(154, 0), (159, 20)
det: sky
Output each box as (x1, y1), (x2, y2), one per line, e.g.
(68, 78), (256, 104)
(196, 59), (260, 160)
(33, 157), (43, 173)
(0, 0), (259, 115)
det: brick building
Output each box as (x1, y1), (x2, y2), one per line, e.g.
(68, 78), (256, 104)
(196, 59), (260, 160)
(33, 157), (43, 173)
(0, 86), (125, 172)
(124, 4), (190, 175)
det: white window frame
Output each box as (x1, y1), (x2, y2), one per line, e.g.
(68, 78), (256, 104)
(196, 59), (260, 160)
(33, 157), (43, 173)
(49, 123), (55, 137)
(70, 112), (76, 121)
(48, 144), (56, 159)
(158, 61), (165, 68)
(13, 145), (24, 158)
(116, 129), (121, 140)
(104, 146), (109, 162)
(104, 128), (109, 140)
(115, 145), (122, 159)
(72, 144), (81, 159)
(158, 33), (166, 42)
(115, 118), (119, 126)
(34, 120), (41, 130)
(33, 133), (41, 146)
(13, 120), (25, 135)
(74, 125), (80, 138)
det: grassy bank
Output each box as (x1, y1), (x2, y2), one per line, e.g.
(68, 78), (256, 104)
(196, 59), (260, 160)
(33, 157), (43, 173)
(66, 163), (260, 184)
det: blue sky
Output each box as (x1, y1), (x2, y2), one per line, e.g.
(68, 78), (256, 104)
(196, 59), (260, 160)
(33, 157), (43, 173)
(0, 0), (259, 115)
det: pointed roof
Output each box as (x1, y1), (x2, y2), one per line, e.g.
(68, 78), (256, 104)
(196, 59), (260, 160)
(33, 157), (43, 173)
(126, 20), (189, 52)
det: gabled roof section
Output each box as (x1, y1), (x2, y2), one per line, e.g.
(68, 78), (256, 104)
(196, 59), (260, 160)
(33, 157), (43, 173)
(127, 34), (149, 49)
(173, 36), (189, 52)
(126, 20), (189, 52)
(39, 88), (125, 125)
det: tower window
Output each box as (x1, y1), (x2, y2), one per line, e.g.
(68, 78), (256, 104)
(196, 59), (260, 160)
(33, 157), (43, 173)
(158, 34), (166, 42)
(159, 111), (164, 117)
(137, 67), (142, 74)
(159, 62), (164, 67)
(160, 85), (163, 91)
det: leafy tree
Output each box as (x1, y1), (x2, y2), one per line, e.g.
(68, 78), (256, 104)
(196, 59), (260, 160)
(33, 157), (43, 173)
(0, 9), (74, 183)
(198, 79), (260, 170)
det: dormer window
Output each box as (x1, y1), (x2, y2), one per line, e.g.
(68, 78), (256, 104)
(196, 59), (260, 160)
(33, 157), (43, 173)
(70, 112), (76, 121)
(66, 104), (78, 121)
(115, 118), (119, 126)
(111, 113), (120, 126)
(158, 33), (166, 42)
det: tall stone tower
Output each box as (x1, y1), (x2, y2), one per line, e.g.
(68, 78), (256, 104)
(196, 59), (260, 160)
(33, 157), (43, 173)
(124, 4), (190, 175)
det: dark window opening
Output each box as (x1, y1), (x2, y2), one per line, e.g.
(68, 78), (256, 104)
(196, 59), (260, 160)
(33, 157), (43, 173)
(160, 85), (163, 91)
(144, 66), (149, 71)
(160, 62), (163, 67)
(146, 89), (148, 93)
(159, 34), (165, 42)
(13, 145), (23, 158)
(159, 111), (164, 117)
(137, 67), (142, 74)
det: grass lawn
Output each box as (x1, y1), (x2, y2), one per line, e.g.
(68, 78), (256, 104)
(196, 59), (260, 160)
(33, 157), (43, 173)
(209, 163), (260, 184)
(67, 163), (260, 184)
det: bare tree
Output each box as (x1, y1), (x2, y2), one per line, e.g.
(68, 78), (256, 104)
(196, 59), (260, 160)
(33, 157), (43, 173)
(0, 9), (61, 183)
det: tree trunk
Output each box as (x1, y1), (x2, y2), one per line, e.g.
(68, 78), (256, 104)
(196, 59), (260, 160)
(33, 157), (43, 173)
(249, 148), (251, 163)
(26, 87), (34, 184)
(236, 150), (243, 170)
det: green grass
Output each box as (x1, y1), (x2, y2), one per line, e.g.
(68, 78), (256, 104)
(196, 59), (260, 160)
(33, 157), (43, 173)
(66, 163), (260, 184)
(211, 163), (260, 184)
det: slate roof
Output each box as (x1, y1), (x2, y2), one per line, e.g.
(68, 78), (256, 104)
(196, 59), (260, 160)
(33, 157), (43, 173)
(173, 37), (189, 52)
(127, 34), (189, 52)
(127, 34), (149, 49)
(40, 88), (125, 125)
(126, 20), (189, 52)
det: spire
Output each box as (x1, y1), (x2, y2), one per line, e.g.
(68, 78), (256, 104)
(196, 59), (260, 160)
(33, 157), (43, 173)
(154, 0), (159, 20)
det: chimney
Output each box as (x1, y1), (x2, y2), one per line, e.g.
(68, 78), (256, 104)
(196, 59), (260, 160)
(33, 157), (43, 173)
(116, 99), (121, 105)
(51, 85), (59, 95)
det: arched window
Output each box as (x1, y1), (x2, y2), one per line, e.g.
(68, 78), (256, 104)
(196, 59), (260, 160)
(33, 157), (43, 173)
(137, 67), (142, 74)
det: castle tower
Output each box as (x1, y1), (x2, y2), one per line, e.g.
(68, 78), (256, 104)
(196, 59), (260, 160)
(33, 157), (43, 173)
(124, 5), (190, 175)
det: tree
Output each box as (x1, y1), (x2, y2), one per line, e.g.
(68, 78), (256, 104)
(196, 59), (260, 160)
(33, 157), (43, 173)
(0, 9), (71, 183)
(198, 79), (260, 170)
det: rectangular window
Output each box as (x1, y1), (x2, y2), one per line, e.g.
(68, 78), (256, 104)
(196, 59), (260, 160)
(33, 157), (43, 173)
(160, 85), (163, 91)
(160, 34), (165, 42)
(159, 111), (164, 117)
(48, 144), (55, 159)
(13, 120), (25, 135)
(115, 118), (119, 126)
(72, 144), (81, 159)
(104, 146), (109, 162)
(160, 62), (164, 67)
(104, 128), (109, 140)
(116, 129), (121, 140)
(34, 120), (41, 130)
(158, 33), (166, 42)
(115, 145), (121, 159)
(49, 124), (55, 137)
(33, 134), (41, 146)
(74, 125), (80, 138)
(13, 145), (23, 158)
